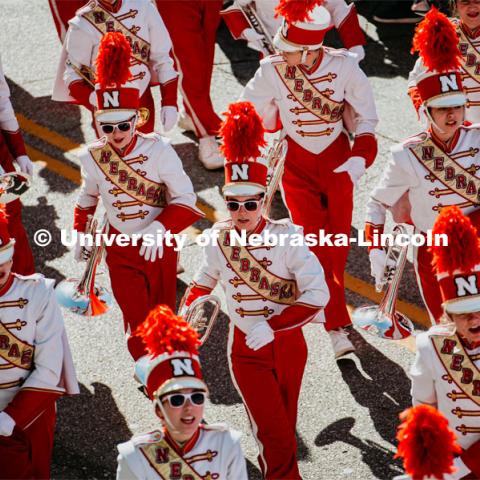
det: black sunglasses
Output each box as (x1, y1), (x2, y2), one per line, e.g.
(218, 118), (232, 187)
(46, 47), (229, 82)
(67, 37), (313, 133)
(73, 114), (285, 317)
(162, 392), (206, 408)
(226, 200), (261, 212)
(100, 118), (134, 134)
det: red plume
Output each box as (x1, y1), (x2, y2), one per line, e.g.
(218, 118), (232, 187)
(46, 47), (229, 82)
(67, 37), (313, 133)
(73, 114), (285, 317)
(96, 32), (132, 89)
(219, 101), (267, 162)
(275, 0), (324, 23)
(395, 405), (461, 480)
(411, 6), (461, 72)
(430, 206), (480, 275)
(135, 305), (200, 357)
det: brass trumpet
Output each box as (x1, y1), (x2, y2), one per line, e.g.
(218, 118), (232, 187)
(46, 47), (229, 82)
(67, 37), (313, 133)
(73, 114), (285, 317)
(262, 138), (288, 218)
(55, 215), (112, 317)
(183, 295), (221, 346)
(352, 225), (415, 340)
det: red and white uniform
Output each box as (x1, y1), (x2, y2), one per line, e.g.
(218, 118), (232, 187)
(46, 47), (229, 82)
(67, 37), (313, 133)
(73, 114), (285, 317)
(48, 0), (88, 42)
(53, 0), (178, 133)
(241, 49), (377, 331)
(156, 0), (223, 138)
(0, 273), (78, 479)
(365, 125), (480, 323)
(408, 19), (480, 124)
(185, 218), (329, 479)
(0, 60), (34, 275)
(117, 425), (247, 479)
(410, 327), (480, 478)
(75, 132), (203, 359)
(223, 0), (366, 58)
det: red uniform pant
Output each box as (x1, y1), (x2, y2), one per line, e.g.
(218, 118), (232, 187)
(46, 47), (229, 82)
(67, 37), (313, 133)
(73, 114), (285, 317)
(0, 402), (56, 479)
(413, 240), (443, 324)
(228, 325), (307, 480)
(105, 231), (178, 360)
(48, 0), (87, 41)
(156, 0), (222, 137)
(281, 134), (353, 331)
(0, 135), (34, 275)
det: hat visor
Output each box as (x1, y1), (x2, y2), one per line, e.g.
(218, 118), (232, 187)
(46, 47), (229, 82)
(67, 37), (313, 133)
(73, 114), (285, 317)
(95, 109), (138, 124)
(273, 31), (323, 52)
(156, 377), (208, 398)
(0, 241), (15, 265)
(426, 93), (467, 108)
(443, 295), (480, 315)
(223, 184), (266, 197)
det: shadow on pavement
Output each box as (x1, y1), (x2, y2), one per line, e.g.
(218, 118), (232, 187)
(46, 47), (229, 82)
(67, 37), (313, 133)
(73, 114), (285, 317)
(53, 382), (132, 479)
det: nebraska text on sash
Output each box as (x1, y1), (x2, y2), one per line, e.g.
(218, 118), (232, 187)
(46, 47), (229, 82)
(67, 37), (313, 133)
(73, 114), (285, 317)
(83, 3), (150, 67)
(140, 440), (203, 480)
(274, 63), (345, 123)
(458, 26), (480, 84)
(218, 230), (297, 305)
(0, 321), (34, 370)
(410, 136), (480, 205)
(90, 144), (167, 208)
(432, 334), (480, 406)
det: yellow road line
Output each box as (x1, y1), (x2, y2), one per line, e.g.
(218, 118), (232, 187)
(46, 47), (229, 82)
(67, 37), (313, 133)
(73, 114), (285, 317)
(22, 115), (429, 337)
(18, 114), (81, 152)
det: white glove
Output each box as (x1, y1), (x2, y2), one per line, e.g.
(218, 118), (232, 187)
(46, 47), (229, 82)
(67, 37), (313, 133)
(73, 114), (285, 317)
(160, 106), (178, 133)
(0, 412), (15, 437)
(242, 28), (265, 43)
(333, 156), (366, 186)
(15, 155), (33, 176)
(246, 321), (274, 351)
(138, 221), (165, 262)
(89, 90), (97, 109)
(348, 45), (365, 62)
(369, 249), (392, 286)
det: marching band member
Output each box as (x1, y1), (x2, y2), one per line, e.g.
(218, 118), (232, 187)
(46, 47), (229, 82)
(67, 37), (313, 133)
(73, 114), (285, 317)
(73, 33), (203, 361)
(48, 0), (87, 42)
(222, 0), (366, 61)
(240, 0), (378, 357)
(408, 0), (480, 124)
(0, 207), (79, 479)
(117, 305), (248, 479)
(52, 0), (179, 135)
(408, 206), (480, 480)
(0, 56), (34, 276)
(155, 0), (225, 170)
(365, 8), (480, 324)
(182, 102), (330, 479)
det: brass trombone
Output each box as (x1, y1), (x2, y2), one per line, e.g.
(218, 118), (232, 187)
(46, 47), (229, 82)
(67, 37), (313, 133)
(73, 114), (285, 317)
(352, 225), (415, 340)
(55, 215), (112, 317)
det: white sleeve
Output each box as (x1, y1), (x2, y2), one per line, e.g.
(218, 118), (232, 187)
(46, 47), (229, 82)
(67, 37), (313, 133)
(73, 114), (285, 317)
(192, 236), (221, 290)
(286, 231), (330, 308)
(159, 143), (198, 210)
(0, 58), (19, 132)
(365, 198), (388, 227)
(64, 25), (96, 86)
(21, 281), (67, 392)
(343, 59), (378, 136)
(147, 0), (177, 84)
(410, 333), (438, 407)
(226, 432), (248, 480)
(76, 154), (100, 209)
(370, 148), (418, 208)
(324, 0), (354, 26)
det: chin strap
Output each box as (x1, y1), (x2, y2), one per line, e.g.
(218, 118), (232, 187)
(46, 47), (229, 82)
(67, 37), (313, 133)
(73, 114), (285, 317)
(301, 48), (309, 64)
(424, 106), (447, 135)
(155, 398), (182, 436)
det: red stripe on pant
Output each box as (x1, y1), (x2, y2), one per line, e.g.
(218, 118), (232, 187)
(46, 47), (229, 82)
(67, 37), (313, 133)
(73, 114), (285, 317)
(0, 402), (56, 480)
(156, 0), (222, 137)
(93, 88), (156, 136)
(0, 135), (34, 275)
(281, 134), (353, 331)
(229, 325), (307, 480)
(414, 241), (443, 324)
(105, 226), (178, 360)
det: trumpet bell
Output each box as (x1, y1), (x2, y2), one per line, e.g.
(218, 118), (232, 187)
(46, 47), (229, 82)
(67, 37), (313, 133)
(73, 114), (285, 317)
(185, 295), (221, 345)
(55, 278), (112, 317)
(352, 305), (414, 340)
(0, 172), (31, 203)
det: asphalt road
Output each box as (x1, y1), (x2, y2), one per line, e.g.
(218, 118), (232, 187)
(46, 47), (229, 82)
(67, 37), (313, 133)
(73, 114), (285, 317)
(1, 1), (427, 479)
